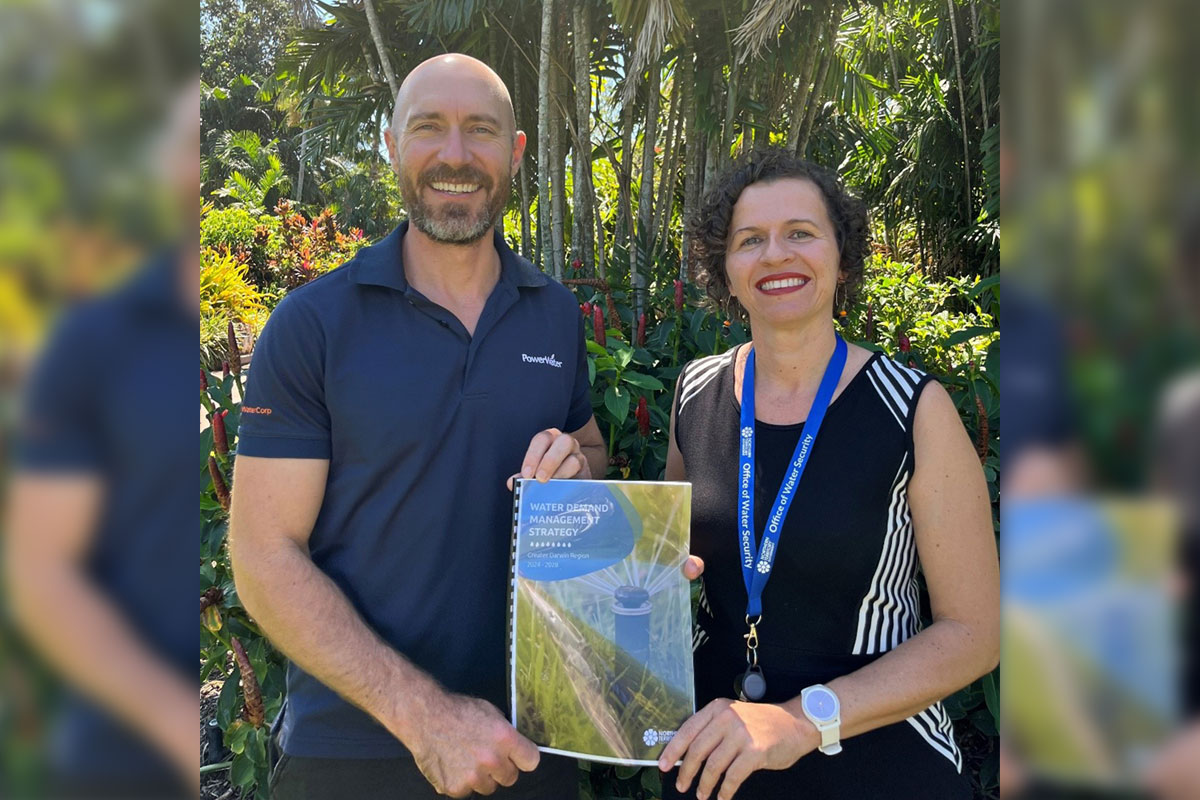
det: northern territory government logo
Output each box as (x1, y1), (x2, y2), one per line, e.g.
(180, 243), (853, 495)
(521, 352), (563, 368)
(740, 426), (753, 457)
(643, 728), (677, 746)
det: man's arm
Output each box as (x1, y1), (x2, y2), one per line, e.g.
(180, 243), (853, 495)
(4, 474), (197, 791)
(230, 455), (538, 798)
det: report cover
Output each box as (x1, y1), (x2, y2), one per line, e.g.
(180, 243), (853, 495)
(509, 478), (695, 766)
(1004, 496), (1178, 788)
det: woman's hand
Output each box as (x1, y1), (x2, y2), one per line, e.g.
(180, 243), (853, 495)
(658, 698), (818, 800)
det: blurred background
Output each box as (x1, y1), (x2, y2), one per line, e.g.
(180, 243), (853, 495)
(1003, 1), (1200, 798)
(1, 1), (198, 798)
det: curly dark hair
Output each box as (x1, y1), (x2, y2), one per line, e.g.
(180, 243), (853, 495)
(686, 148), (869, 321)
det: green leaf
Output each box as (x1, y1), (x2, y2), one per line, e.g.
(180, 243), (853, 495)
(970, 707), (997, 737)
(585, 339), (608, 356)
(248, 727), (268, 766)
(216, 664), (242, 729)
(640, 767), (662, 794)
(968, 274), (1000, 299)
(587, 357), (596, 386)
(982, 671), (999, 720)
(941, 326), (993, 348)
(979, 748), (999, 790)
(604, 385), (630, 424)
(620, 372), (665, 391)
(225, 719), (252, 755)
(613, 764), (639, 780)
(230, 751), (256, 788)
(631, 347), (655, 365)
(688, 308), (706, 342)
(613, 344), (633, 370)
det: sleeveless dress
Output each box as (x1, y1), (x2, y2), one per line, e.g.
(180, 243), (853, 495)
(665, 345), (973, 800)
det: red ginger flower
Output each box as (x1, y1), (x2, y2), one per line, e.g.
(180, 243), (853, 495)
(592, 305), (606, 347)
(674, 279), (684, 312)
(212, 409), (230, 456)
(208, 456), (231, 512)
(230, 636), (265, 728)
(636, 396), (650, 437)
(227, 321), (242, 375)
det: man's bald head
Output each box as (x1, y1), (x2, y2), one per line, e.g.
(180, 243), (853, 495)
(384, 53), (526, 245)
(390, 53), (516, 140)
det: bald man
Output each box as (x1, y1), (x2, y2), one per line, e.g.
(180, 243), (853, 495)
(229, 54), (604, 798)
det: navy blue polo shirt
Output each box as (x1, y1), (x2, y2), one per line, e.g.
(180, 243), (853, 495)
(14, 255), (196, 785)
(237, 221), (592, 758)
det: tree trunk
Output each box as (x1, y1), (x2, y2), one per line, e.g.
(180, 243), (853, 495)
(537, 0), (554, 270)
(616, 85), (636, 275)
(721, 64), (738, 171)
(360, 42), (382, 85)
(967, 0), (990, 132)
(513, 62), (533, 258)
(296, 127), (307, 201)
(680, 49), (700, 281)
(594, 180), (607, 280)
(361, 0), (398, 98)
(887, 23), (901, 91)
(785, 7), (823, 153)
(703, 119), (719, 195)
(797, 3), (840, 157)
(945, 0), (974, 221)
(572, 2), (595, 273)
(653, 59), (684, 257)
(550, 62), (566, 281)
(634, 66), (661, 317)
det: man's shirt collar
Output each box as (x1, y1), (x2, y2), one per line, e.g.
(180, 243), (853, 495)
(351, 220), (549, 292)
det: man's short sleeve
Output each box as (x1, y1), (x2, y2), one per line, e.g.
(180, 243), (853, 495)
(236, 293), (331, 459)
(14, 309), (105, 473)
(565, 317), (592, 433)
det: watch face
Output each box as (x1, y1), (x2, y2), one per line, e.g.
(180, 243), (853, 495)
(804, 689), (837, 722)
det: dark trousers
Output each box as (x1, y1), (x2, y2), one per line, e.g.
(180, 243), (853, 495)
(270, 748), (580, 800)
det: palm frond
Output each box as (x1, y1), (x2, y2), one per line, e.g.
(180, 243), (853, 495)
(732, 0), (808, 63)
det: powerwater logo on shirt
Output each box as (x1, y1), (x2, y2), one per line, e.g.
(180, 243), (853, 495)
(521, 353), (563, 368)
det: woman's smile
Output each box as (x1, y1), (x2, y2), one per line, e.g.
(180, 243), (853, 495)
(755, 272), (811, 295)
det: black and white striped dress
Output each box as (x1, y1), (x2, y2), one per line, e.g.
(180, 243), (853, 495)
(665, 345), (972, 800)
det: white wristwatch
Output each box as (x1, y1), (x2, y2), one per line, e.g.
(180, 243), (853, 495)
(799, 684), (842, 755)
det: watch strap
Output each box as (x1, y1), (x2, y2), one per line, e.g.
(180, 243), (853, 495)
(801, 684), (842, 756)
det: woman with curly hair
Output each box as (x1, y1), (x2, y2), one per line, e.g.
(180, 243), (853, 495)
(657, 149), (998, 799)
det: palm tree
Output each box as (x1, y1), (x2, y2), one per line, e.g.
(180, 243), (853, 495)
(361, 0), (399, 97)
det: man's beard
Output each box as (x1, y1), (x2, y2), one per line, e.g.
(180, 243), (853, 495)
(400, 165), (508, 245)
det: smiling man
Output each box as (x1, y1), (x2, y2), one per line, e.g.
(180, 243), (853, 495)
(229, 54), (606, 799)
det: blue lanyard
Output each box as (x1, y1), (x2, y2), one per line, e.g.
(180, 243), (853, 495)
(738, 334), (847, 618)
